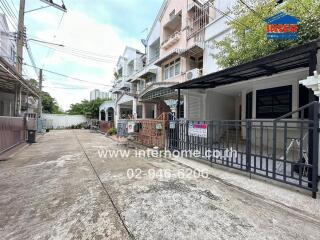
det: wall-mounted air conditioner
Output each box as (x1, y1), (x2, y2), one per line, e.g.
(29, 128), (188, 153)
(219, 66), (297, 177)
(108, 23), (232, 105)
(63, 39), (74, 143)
(186, 68), (201, 81)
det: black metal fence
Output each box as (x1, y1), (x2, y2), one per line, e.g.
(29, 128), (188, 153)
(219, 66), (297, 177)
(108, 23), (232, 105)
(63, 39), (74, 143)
(168, 102), (319, 198)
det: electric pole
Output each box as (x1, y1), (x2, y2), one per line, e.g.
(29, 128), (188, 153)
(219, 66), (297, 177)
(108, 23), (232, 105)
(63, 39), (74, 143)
(15, 0), (67, 117)
(16, 0), (66, 75)
(16, 0), (25, 75)
(38, 69), (43, 117)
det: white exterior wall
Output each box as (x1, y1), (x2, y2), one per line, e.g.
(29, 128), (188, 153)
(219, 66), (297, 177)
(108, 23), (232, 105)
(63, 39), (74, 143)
(203, 0), (236, 75)
(205, 90), (235, 120)
(0, 14), (17, 117)
(42, 114), (87, 129)
(148, 21), (160, 46)
(0, 14), (16, 67)
(246, 70), (305, 120)
(185, 69), (310, 121)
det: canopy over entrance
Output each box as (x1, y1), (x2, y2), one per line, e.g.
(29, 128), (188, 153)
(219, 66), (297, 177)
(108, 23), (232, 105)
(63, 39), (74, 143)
(0, 57), (39, 97)
(172, 40), (320, 90)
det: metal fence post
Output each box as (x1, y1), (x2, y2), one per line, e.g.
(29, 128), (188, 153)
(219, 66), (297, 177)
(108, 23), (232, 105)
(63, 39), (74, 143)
(272, 121), (277, 179)
(246, 120), (252, 172)
(312, 103), (319, 199)
(186, 120), (189, 151)
(210, 120), (214, 166)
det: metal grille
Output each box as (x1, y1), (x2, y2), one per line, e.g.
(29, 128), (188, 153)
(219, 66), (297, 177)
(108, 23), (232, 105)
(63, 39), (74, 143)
(168, 102), (319, 198)
(117, 119), (129, 137)
(0, 116), (26, 154)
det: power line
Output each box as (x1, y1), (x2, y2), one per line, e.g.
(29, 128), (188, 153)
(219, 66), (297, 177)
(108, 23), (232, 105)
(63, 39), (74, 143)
(31, 41), (118, 63)
(42, 11), (65, 69)
(1, 0), (18, 21)
(43, 85), (89, 90)
(206, 1), (251, 30)
(238, 0), (278, 23)
(33, 39), (119, 59)
(25, 43), (39, 76)
(8, 0), (18, 15)
(23, 62), (112, 87)
(26, 34), (119, 59)
(0, 0), (17, 30)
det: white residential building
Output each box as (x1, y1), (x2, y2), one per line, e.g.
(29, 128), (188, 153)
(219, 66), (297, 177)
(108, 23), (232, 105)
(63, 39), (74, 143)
(103, 0), (320, 198)
(90, 89), (111, 101)
(0, 13), (16, 67)
(0, 13), (18, 117)
(108, 0), (320, 124)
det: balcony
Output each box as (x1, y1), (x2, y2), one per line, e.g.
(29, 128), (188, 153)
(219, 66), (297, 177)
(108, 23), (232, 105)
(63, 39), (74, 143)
(161, 31), (181, 50)
(111, 81), (131, 93)
(118, 81), (131, 90)
(148, 52), (160, 65)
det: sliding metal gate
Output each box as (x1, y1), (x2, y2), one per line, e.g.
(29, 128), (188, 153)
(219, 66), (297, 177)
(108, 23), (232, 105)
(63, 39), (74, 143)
(0, 116), (26, 154)
(168, 102), (319, 198)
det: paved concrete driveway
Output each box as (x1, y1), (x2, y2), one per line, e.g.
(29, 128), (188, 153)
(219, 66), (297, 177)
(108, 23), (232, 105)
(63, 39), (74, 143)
(0, 130), (320, 240)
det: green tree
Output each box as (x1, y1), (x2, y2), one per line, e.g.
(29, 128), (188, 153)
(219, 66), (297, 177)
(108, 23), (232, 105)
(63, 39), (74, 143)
(68, 98), (108, 119)
(28, 78), (63, 114)
(214, 0), (320, 68)
(28, 79), (39, 89)
(42, 91), (63, 114)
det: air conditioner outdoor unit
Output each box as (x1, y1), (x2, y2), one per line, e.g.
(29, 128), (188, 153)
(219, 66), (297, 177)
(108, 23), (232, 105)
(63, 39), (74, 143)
(186, 68), (201, 81)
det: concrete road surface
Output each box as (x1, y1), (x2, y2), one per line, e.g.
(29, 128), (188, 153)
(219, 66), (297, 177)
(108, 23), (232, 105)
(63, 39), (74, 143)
(0, 130), (319, 240)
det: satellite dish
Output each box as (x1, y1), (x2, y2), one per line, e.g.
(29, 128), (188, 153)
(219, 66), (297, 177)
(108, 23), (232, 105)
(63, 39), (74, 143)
(141, 39), (147, 47)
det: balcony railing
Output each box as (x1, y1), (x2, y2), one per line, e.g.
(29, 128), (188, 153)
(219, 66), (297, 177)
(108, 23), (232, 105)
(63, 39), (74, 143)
(161, 31), (181, 50)
(148, 53), (160, 65)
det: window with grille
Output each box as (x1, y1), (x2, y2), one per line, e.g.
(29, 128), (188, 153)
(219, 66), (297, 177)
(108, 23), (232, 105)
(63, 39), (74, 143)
(256, 85), (292, 119)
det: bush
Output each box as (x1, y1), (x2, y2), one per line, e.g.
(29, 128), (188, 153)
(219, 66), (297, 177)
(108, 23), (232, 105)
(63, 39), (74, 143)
(107, 128), (117, 136)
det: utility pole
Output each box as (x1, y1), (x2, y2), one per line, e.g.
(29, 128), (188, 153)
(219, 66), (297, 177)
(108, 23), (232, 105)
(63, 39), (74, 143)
(38, 69), (43, 117)
(16, 0), (26, 75)
(16, 0), (67, 75)
(16, 0), (67, 117)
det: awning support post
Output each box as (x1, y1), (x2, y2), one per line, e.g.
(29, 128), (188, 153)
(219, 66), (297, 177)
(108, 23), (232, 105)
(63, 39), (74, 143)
(177, 89), (181, 119)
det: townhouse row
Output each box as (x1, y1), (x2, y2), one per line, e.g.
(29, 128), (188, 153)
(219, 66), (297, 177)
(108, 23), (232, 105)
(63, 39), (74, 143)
(100, 0), (229, 123)
(100, 0), (320, 197)
(100, 0), (320, 128)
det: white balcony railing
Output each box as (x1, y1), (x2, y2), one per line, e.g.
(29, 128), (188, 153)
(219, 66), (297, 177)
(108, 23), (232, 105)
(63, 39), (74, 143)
(161, 31), (181, 50)
(148, 53), (160, 65)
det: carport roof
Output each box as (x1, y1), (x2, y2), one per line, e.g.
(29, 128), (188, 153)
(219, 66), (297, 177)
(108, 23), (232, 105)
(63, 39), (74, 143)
(172, 39), (320, 90)
(0, 57), (40, 97)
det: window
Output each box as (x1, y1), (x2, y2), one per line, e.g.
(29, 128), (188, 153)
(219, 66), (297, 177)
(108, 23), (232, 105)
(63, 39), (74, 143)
(256, 85), (292, 119)
(10, 47), (16, 63)
(164, 58), (181, 80)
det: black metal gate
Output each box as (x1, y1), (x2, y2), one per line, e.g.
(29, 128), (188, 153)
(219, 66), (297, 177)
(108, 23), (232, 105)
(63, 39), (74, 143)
(168, 102), (319, 198)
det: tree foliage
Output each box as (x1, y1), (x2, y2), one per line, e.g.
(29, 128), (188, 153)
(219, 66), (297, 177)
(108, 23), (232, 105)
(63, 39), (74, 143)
(27, 78), (63, 114)
(67, 98), (108, 119)
(42, 91), (63, 114)
(214, 0), (320, 68)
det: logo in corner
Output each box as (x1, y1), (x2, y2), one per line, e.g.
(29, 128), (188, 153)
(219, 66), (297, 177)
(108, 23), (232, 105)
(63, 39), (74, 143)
(265, 12), (300, 40)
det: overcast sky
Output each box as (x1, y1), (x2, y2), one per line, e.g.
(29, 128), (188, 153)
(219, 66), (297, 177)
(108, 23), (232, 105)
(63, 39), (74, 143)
(9, 0), (163, 110)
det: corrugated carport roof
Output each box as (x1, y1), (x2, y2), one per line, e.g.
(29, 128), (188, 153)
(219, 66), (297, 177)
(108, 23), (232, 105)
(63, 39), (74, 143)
(172, 39), (320, 89)
(0, 57), (40, 97)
